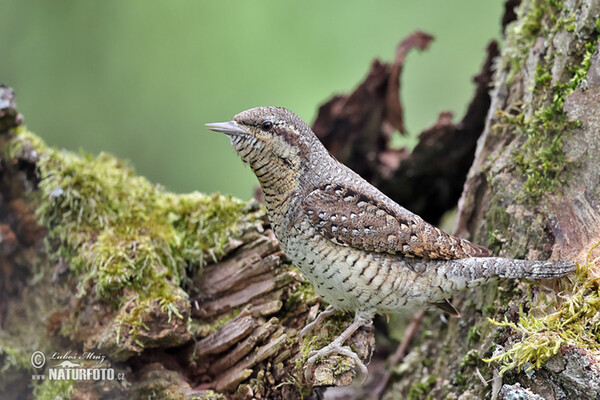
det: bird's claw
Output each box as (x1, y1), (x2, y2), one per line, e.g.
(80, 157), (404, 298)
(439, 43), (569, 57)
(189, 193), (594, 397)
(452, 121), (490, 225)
(300, 305), (337, 339)
(304, 344), (368, 383)
(300, 319), (320, 339)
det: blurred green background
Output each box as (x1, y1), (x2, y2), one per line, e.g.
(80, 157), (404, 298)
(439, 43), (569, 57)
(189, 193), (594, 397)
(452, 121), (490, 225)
(0, 1), (503, 200)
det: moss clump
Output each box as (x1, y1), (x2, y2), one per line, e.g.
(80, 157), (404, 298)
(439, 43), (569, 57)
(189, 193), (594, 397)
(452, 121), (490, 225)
(508, 37), (595, 201)
(510, 39), (593, 200)
(6, 127), (254, 343)
(460, 350), (481, 369)
(32, 380), (74, 400)
(0, 344), (29, 376)
(297, 313), (340, 364)
(407, 375), (436, 400)
(283, 266), (318, 312)
(503, 0), (564, 82)
(483, 305), (495, 316)
(467, 326), (481, 343)
(484, 244), (600, 374)
(498, 0), (598, 203)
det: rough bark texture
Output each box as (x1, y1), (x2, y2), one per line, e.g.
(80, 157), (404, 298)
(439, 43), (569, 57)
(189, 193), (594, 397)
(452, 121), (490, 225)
(1, 1), (600, 399)
(381, 1), (600, 399)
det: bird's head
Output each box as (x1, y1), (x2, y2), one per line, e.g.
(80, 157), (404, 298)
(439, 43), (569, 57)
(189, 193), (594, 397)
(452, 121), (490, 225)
(206, 107), (323, 172)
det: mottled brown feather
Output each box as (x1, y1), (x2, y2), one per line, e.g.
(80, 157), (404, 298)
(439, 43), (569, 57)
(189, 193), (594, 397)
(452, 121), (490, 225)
(302, 184), (491, 260)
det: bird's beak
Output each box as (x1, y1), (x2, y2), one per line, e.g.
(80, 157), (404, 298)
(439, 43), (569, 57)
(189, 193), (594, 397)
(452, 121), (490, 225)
(205, 121), (249, 136)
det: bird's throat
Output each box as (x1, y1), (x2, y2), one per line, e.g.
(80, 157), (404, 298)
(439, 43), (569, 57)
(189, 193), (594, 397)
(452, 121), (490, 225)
(251, 156), (300, 213)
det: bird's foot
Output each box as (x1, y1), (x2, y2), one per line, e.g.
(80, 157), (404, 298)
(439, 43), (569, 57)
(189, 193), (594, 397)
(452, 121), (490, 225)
(300, 304), (337, 339)
(303, 319), (370, 383)
(304, 343), (368, 383)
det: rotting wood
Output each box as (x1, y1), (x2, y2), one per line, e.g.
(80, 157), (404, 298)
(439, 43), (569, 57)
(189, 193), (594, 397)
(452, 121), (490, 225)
(180, 216), (374, 396)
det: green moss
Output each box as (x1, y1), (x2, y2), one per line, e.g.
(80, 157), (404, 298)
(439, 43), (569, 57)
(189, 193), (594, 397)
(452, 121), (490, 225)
(491, 0), (599, 203)
(468, 326), (481, 343)
(454, 371), (466, 388)
(33, 380), (74, 400)
(0, 344), (30, 378)
(534, 66), (552, 88)
(291, 319), (358, 396)
(503, 0), (576, 79)
(408, 375), (436, 400)
(484, 244), (600, 374)
(284, 266), (317, 312)
(509, 59), (587, 202)
(460, 350), (480, 368)
(504, 0), (561, 81)
(501, 2), (599, 202)
(483, 305), (495, 316)
(6, 127), (255, 346)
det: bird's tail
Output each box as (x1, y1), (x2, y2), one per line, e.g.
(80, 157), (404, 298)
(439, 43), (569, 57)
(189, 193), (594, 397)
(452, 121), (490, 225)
(490, 259), (576, 279)
(438, 257), (576, 290)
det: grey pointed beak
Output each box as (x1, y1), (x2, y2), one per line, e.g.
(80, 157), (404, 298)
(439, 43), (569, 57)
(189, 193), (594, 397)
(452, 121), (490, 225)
(205, 121), (248, 136)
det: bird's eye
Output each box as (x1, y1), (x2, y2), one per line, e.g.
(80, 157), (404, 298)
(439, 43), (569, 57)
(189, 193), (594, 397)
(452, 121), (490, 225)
(261, 121), (273, 132)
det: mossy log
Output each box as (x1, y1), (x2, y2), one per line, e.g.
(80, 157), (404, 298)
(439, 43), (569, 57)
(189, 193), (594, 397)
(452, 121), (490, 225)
(0, 85), (377, 399)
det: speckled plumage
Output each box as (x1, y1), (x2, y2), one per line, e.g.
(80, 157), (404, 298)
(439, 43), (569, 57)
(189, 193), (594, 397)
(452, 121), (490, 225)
(206, 106), (575, 381)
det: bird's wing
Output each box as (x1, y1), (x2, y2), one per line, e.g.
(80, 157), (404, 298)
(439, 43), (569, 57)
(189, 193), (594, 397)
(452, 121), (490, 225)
(301, 184), (491, 260)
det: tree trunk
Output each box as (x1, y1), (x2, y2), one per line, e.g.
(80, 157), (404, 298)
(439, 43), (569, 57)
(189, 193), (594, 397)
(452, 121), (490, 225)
(382, 0), (600, 399)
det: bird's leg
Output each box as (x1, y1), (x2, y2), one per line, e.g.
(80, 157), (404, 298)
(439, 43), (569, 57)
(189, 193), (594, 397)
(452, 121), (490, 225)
(304, 315), (371, 382)
(300, 304), (337, 338)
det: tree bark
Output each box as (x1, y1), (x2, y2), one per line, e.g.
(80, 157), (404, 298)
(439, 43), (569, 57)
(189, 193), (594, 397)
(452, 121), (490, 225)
(380, 0), (600, 399)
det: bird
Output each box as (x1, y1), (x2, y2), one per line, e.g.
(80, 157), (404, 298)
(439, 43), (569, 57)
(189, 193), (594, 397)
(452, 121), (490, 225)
(205, 106), (576, 382)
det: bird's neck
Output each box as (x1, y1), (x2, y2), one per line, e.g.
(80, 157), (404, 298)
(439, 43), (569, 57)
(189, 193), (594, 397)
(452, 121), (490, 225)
(251, 155), (302, 213)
